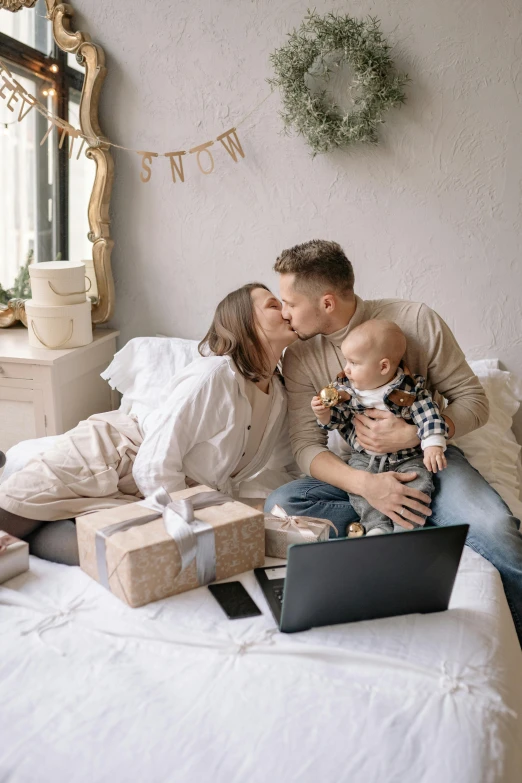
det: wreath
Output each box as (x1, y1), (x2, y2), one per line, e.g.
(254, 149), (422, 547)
(269, 12), (408, 154)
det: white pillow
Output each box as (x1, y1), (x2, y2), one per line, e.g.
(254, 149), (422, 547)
(1, 338), (201, 485)
(454, 359), (522, 519)
(101, 336), (200, 415)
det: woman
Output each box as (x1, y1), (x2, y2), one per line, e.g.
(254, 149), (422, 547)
(0, 283), (299, 562)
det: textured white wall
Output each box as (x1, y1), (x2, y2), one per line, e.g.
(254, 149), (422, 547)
(73, 0), (522, 436)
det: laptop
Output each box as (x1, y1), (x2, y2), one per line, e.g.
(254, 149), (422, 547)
(255, 524), (469, 633)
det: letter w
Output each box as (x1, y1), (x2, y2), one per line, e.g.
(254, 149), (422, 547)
(216, 128), (245, 163)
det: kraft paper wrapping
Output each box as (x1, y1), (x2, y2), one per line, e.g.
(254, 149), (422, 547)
(0, 531), (29, 584)
(264, 506), (335, 559)
(76, 485), (265, 608)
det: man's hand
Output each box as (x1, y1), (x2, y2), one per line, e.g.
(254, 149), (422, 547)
(311, 395), (332, 426)
(310, 451), (432, 529)
(353, 409), (420, 453)
(360, 471), (432, 529)
(423, 446), (447, 473)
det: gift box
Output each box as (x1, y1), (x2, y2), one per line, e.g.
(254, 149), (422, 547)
(0, 531), (29, 583)
(76, 485), (265, 607)
(264, 505), (337, 559)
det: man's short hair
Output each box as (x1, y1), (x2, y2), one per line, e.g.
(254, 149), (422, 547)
(274, 239), (354, 298)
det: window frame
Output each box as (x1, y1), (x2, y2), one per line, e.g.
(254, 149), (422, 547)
(0, 25), (84, 260)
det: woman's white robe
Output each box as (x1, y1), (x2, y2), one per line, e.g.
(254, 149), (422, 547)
(0, 356), (299, 521)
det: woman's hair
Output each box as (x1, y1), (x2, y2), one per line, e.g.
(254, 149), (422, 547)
(198, 282), (273, 382)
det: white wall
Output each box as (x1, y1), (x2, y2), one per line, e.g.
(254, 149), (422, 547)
(73, 0), (522, 436)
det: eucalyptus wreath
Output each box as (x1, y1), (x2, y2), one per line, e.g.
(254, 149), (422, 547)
(269, 11), (408, 154)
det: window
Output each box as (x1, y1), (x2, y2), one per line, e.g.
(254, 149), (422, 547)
(0, 0), (86, 297)
(0, 0), (51, 54)
(68, 86), (95, 266)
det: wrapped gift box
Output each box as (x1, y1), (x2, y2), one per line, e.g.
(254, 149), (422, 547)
(264, 505), (336, 559)
(0, 531), (29, 583)
(76, 485), (265, 608)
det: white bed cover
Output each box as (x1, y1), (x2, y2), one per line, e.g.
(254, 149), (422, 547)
(1, 547), (521, 783)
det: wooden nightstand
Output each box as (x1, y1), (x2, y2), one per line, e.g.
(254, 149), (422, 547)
(0, 326), (120, 453)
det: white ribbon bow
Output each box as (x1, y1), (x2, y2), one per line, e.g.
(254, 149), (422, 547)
(269, 505), (337, 540)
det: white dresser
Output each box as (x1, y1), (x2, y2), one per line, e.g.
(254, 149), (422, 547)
(0, 327), (119, 453)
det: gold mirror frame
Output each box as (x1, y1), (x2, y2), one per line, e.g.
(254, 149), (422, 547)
(0, 0), (115, 327)
(0, 2), (38, 11)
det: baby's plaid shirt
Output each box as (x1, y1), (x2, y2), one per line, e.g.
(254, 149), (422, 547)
(320, 364), (449, 464)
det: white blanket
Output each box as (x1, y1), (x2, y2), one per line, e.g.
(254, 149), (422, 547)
(1, 548), (521, 783)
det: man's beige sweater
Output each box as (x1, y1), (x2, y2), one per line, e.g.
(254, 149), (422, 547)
(282, 296), (489, 475)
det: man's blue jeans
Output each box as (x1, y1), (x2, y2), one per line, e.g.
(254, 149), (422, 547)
(265, 446), (522, 645)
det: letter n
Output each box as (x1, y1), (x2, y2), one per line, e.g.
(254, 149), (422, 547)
(165, 151), (186, 183)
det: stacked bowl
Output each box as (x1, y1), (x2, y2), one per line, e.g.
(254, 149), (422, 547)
(26, 261), (93, 350)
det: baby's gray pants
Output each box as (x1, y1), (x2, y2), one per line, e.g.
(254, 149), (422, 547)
(348, 451), (434, 535)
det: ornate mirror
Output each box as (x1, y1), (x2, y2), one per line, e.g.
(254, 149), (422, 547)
(0, 0), (114, 327)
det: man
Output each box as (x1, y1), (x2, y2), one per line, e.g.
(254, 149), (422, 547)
(265, 239), (522, 645)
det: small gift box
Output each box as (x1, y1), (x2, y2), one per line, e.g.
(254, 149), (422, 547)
(76, 485), (265, 608)
(264, 505), (337, 559)
(0, 531), (29, 584)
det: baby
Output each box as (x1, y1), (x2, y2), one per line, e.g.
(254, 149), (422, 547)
(311, 319), (448, 536)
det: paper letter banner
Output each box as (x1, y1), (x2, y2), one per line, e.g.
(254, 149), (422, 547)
(217, 128), (245, 162)
(189, 141), (215, 175)
(137, 151), (159, 183)
(165, 151), (186, 183)
(0, 54), (275, 186)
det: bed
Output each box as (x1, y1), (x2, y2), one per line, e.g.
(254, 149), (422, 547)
(1, 343), (521, 783)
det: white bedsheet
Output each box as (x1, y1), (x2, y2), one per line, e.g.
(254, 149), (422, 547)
(1, 548), (521, 783)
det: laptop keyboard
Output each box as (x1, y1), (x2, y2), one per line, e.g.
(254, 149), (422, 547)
(273, 585), (284, 605)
